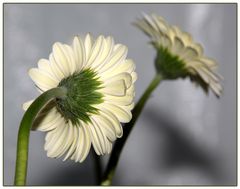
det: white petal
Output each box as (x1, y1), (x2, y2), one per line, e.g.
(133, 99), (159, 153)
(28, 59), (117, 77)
(180, 47), (198, 61)
(192, 43), (203, 56)
(143, 13), (158, 31)
(171, 36), (185, 56)
(200, 66), (220, 82)
(98, 44), (128, 73)
(126, 85), (135, 96)
(28, 68), (58, 91)
(104, 94), (133, 106)
(35, 109), (64, 132)
(49, 53), (65, 81)
(73, 125), (85, 162)
(99, 79), (126, 96)
(45, 123), (65, 155)
(123, 102), (135, 112)
(85, 35), (104, 68)
(106, 140), (113, 154)
(200, 57), (218, 68)
(37, 59), (59, 81)
(88, 122), (103, 155)
(63, 124), (79, 161)
(46, 123), (69, 158)
(131, 72), (137, 83)
(90, 117), (108, 154)
(98, 108), (123, 138)
(210, 82), (222, 96)
(195, 68), (210, 84)
(63, 44), (76, 74)
(84, 33), (94, 63)
(100, 59), (135, 79)
(79, 123), (91, 162)
(57, 123), (74, 158)
(99, 108), (123, 137)
(22, 100), (34, 111)
(159, 34), (172, 48)
(92, 115), (116, 142)
(52, 42), (71, 77)
(91, 37), (114, 70)
(103, 72), (132, 89)
(73, 36), (86, 72)
(102, 103), (132, 123)
(151, 14), (169, 33)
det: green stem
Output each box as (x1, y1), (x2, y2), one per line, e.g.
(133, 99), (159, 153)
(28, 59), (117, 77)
(14, 87), (67, 186)
(101, 74), (163, 185)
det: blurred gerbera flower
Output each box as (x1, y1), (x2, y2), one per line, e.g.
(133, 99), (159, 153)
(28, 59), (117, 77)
(134, 13), (223, 97)
(23, 34), (137, 162)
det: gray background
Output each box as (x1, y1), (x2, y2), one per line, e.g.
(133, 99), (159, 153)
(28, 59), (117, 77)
(4, 4), (236, 185)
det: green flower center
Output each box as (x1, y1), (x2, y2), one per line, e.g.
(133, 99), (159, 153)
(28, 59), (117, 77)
(56, 68), (104, 125)
(155, 47), (188, 79)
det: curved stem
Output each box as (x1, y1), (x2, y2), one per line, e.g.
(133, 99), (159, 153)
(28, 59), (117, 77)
(14, 87), (67, 186)
(101, 74), (163, 185)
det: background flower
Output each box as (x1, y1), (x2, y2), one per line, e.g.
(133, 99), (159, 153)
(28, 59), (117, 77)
(134, 13), (223, 97)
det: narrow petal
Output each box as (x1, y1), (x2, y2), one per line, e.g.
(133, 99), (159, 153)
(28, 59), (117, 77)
(52, 42), (71, 77)
(106, 140), (113, 154)
(28, 68), (58, 91)
(34, 109), (64, 132)
(91, 36), (114, 70)
(104, 94), (133, 106)
(45, 123), (65, 155)
(85, 35), (104, 68)
(46, 123), (69, 158)
(63, 44), (76, 74)
(97, 44), (128, 73)
(88, 122), (103, 155)
(79, 123), (91, 162)
(63, 125), (78, 161)
(131, 72), (138, 83)
(200, 57), (218, 69)
(37, 59), (59, 81)
(180, 46), (198, 61)
(195, 68), (210, 84)
(210, 82), (222, 96)
(98, 108), (123, 138)
(103, 72), (132, 89)
(22, 100), (34, 111)
(71, 125), (84, 162)
(171, 36), (185, 56)
(90, 117), (108, 154)
(151, 14), (169, 33)
(99, 79), (126, 96)
(99, 59), (135, 79)
(84, 33), (94, 63)
(92, 115), (116, 142)
(57, 123), (74, 158)
(73, 36), (85, 72)
(102, 103), (132, 123)
(72, 122), (91, 162)
(49, 53), (65, 81)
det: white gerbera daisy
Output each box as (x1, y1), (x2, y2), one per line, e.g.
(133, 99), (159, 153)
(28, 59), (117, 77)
(23, 34), (137, 162)
(135, 13), (222, 97)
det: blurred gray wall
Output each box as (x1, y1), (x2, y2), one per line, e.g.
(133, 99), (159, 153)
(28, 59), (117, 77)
(4, 4), (236, 185)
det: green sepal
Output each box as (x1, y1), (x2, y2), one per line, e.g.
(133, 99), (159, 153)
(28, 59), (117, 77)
(57, 68), (104, 125)
(155, 46), (188, 79)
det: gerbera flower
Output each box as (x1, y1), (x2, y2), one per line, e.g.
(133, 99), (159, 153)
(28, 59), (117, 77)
(23, 34), (137, 162)
(134, 13), (222, 96)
